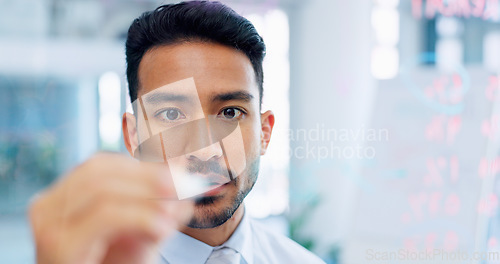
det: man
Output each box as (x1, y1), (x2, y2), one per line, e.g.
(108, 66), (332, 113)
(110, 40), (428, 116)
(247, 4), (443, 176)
(29, 1), (325, 263)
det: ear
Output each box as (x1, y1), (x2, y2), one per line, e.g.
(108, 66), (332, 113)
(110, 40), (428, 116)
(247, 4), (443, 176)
(122, 113), (138, 157)
(260, 110), (275, 155)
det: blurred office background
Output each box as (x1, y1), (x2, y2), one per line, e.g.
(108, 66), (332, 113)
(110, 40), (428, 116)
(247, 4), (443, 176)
(2, 0), (500, 263)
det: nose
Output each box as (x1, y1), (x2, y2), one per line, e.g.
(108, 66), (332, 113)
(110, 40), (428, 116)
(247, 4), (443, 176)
(187, 142), (223, 161)
(185, 117), (224, 161)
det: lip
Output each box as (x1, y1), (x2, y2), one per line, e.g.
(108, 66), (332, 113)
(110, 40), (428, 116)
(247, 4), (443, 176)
(191, 172), (229, 185)
(202, 182), (230, 196)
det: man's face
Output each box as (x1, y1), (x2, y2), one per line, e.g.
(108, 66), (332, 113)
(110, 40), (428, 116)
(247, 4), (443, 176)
(122, 42), (274, 228)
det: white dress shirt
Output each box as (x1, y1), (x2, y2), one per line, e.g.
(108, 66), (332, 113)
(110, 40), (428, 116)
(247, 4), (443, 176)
(158, 208), (326, 264)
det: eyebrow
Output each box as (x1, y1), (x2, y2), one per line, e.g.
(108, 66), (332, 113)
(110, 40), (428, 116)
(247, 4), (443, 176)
(211, 91), (254, 103)
(143, 93), (191, 104)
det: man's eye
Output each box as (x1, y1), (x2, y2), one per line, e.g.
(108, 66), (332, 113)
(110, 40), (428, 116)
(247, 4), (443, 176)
(219, 108), (244, 120)
(157, 108), (185, 121)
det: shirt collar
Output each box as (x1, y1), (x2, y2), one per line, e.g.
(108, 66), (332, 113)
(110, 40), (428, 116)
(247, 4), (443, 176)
(159, 231), (213, 264)
(159, 207), (254, 264)
(221, 208), (254, 264)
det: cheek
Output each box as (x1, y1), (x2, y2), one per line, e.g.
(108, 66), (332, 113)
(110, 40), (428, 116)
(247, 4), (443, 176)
(240, 120), (261, 158)
(219, 120), (259, 178)
(219, 123), (246, 177)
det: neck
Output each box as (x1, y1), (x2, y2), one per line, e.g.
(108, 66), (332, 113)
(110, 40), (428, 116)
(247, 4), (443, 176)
(181, 204), (245, 247)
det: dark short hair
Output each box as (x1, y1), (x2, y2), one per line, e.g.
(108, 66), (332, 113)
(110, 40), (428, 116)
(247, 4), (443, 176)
(125, 0), (266, 105)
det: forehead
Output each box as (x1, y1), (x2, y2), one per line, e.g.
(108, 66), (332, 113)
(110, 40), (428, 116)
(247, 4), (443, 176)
(137, 42), (258, 99)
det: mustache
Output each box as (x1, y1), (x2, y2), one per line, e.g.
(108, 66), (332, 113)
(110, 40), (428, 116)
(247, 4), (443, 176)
(187, 159), (227, 176)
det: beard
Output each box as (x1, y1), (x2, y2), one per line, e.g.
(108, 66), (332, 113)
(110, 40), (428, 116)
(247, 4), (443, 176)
(186, 157), (260, 229)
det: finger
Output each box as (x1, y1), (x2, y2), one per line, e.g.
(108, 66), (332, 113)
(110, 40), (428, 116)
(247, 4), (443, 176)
(47, 197), (181, 264)
(46, 159), (177, 224)
(80, 197), (182, 243)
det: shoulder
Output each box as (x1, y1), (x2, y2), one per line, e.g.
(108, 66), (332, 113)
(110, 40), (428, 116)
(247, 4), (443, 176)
(249, 218), (326, 264)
